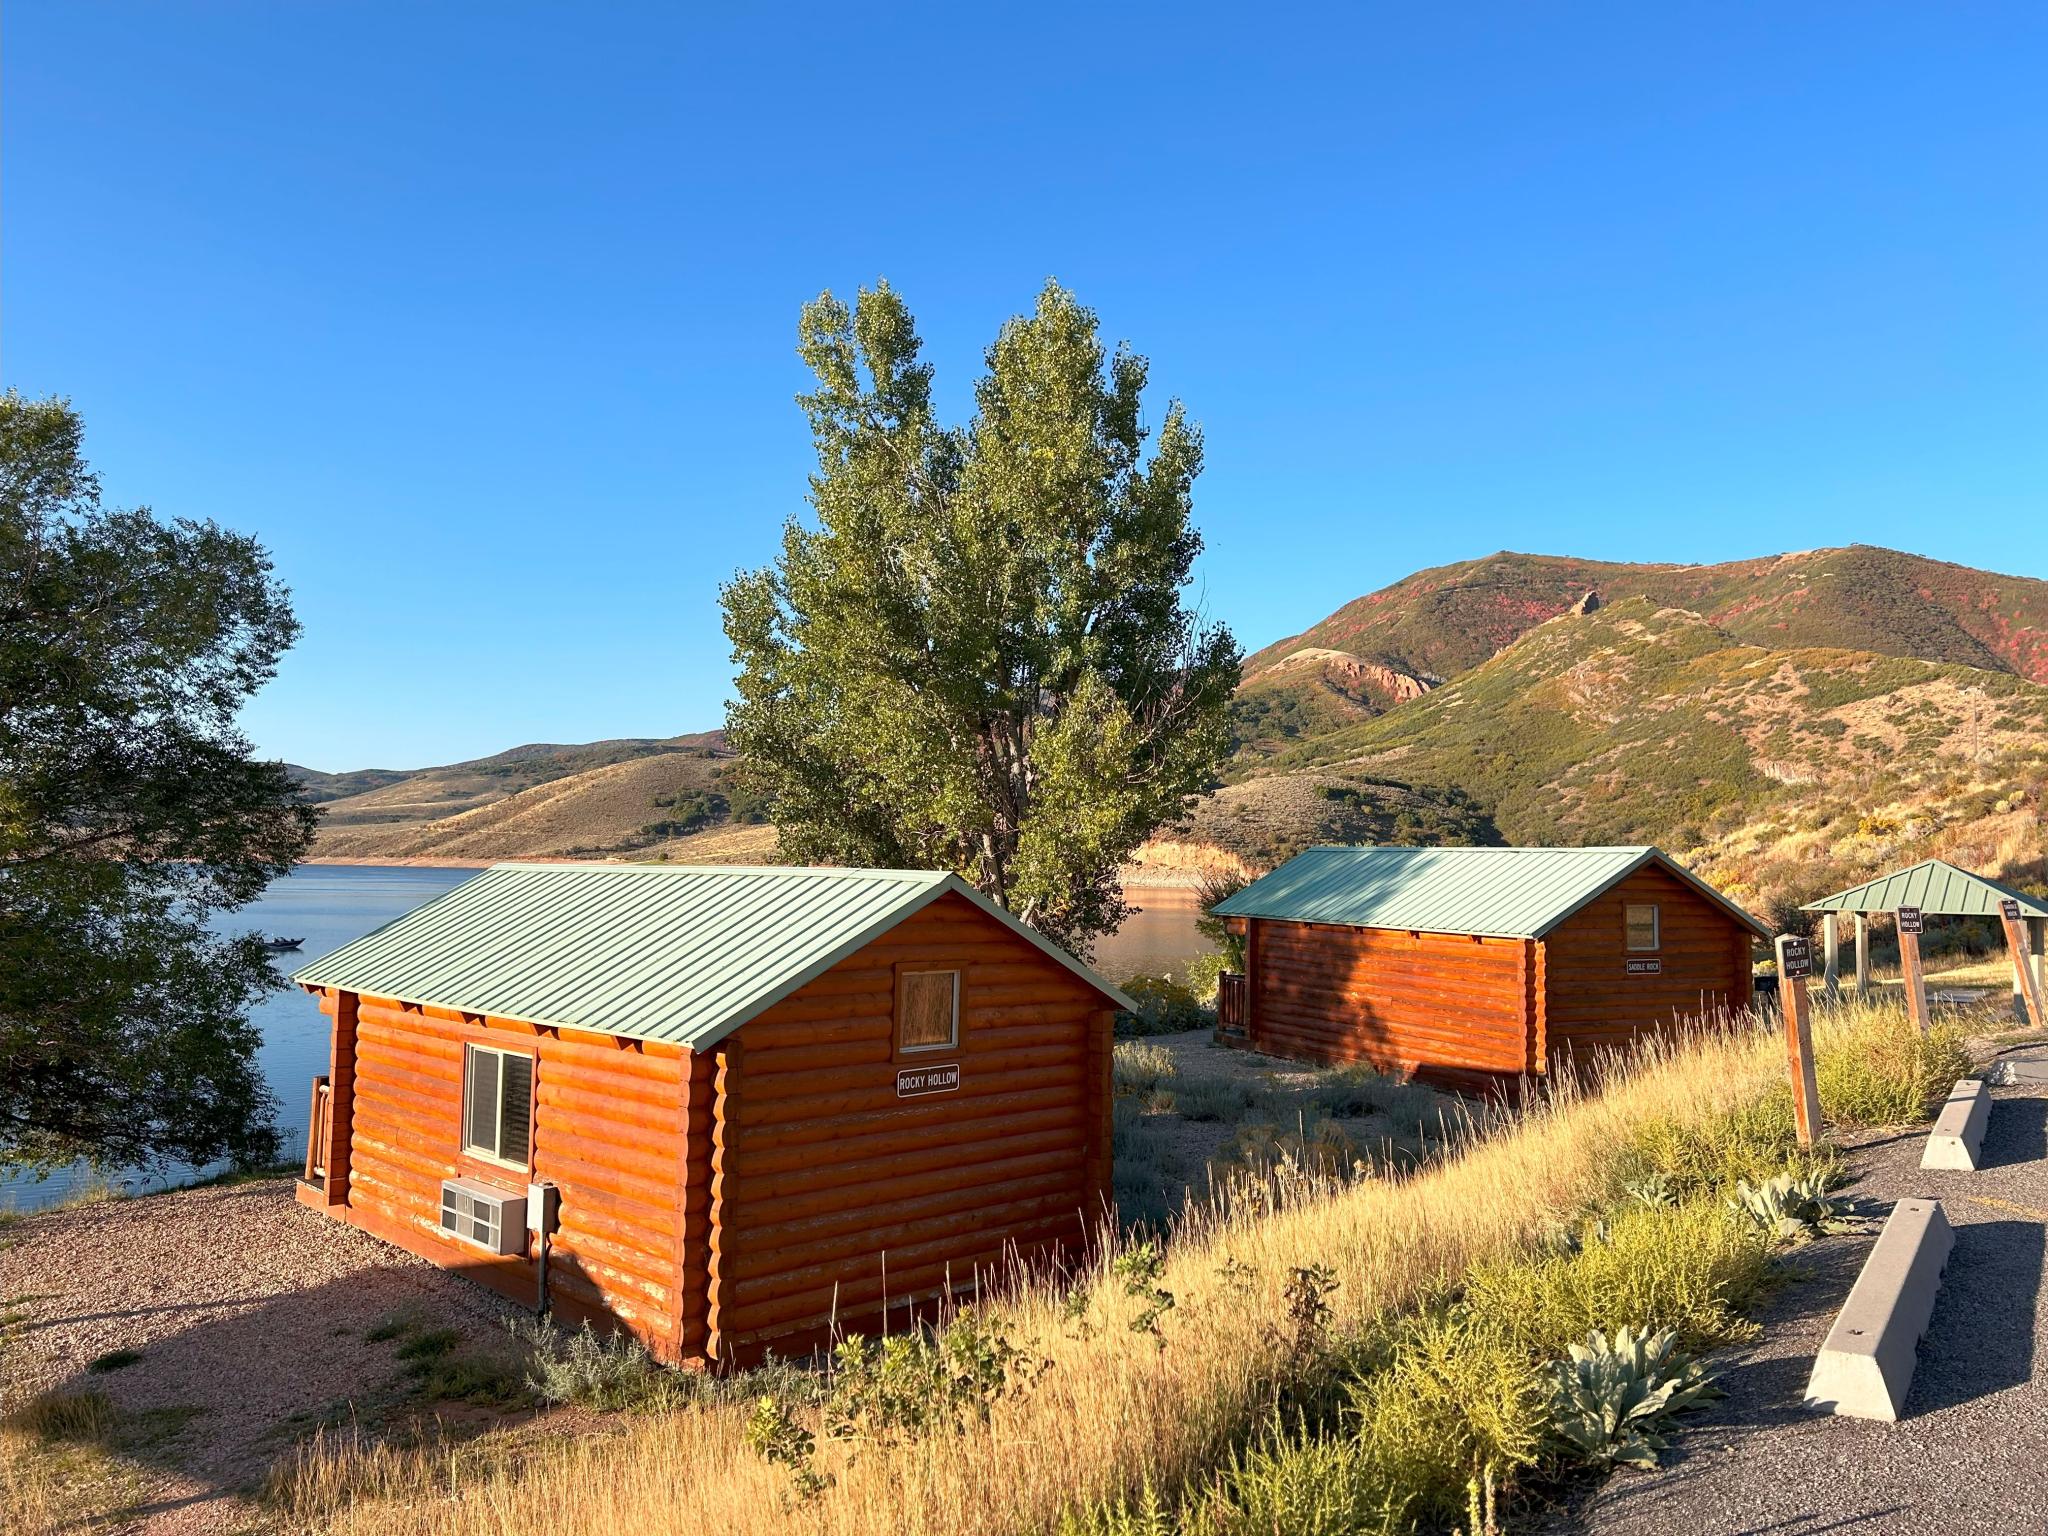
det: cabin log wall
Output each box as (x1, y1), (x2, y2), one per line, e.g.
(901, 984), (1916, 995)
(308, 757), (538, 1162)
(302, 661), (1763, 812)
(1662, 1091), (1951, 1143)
(708, 893), (1111, 1364)
(1538, 865), (1755, 1061)
(336, 991), (689, 1362)
(1245, 919), (1532, 1075)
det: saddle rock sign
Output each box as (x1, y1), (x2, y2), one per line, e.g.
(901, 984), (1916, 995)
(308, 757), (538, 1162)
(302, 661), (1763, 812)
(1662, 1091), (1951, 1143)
(896, 1062), (961, 1098)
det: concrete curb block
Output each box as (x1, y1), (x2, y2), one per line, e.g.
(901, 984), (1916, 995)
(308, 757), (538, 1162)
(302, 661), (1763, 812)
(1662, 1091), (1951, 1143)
(1920, 1079), (1990, 1170)
(1805, 1198), (1953, 1421)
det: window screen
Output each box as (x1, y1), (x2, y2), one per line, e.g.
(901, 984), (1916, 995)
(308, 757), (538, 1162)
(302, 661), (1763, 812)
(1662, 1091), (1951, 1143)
(898, 970), (959, 1052)
(462, 1044), (534, 1167)
(1625, 904), (1660, 952)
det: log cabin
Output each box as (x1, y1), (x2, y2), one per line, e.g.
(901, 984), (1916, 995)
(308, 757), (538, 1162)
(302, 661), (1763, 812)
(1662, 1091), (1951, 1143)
(291, 862), (1129, 1367)
(1211, 845), (1767, 1085)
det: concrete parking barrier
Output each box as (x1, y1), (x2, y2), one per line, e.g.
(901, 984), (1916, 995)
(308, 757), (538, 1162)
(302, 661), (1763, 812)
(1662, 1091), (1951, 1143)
(1805, 1198), (1953, 1421)
(1920, 1079), (1990, 1171)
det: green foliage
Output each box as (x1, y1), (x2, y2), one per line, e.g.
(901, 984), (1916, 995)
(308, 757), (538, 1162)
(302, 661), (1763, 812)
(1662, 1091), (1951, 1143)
(0, 394), (315, 1172)
(720, 281), (1240, 952)
(744, 1394), (831, 1504)
(1055, 1480), (1185, 1536)
(1112, 1242), (1177, 1344)
(1116, 974), (1214, 1036)
(825, 1312), (1039, 1444)
(1204, 1427), (1411, 1536)
(1815, 1007), (1974, 1127)
(1113, 1040), (1177, 1097)
(1729, 1171), (1865, 1243)
(1545, 1326), (1721, 1470)
(513, 1318), (662, 1411)
(1194, 871), (1249, 969)
(1463, 1201), (1773, 1359)
(1344, 1310), (1549, 1524)
(1618, 1094), (1807, 1201)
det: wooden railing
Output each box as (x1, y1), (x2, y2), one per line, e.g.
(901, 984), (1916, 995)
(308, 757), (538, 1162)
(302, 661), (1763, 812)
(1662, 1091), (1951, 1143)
(303, 1075), (332, 1187)
(1217, 971), (1248, 1034)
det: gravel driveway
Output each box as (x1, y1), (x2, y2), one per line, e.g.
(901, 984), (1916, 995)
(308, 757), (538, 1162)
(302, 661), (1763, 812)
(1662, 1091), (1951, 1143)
(1556, 1062), (2048, 1536)
(0, 1177), (523, 1534)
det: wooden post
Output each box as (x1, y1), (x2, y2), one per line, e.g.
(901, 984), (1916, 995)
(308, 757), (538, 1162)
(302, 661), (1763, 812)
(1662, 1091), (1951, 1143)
(1999, 899), (2044, 1031)
(1854, 913), (1870, 994)
(1822, 912), (1841, 1001)
(2032, 918), (2046, 1027)
(1896, 906), (1930, 1035)
(1776, 934), (1821, 1148)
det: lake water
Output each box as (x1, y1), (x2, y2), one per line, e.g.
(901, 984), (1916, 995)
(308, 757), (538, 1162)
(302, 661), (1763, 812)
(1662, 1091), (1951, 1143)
(2, 866), (1209, 1213)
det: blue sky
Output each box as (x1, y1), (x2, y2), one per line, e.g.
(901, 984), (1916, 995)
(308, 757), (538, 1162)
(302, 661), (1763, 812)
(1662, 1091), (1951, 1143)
(8, 4), (2046, 769)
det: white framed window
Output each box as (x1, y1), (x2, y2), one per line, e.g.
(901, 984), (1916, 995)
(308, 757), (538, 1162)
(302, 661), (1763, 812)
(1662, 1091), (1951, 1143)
(1625, 903), (1661, 952)
(896, 968), (960, 1055)
(462, 1043), (534, 1170)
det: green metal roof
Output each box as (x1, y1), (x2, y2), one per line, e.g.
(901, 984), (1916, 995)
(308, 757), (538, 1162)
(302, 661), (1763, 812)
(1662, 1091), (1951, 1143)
(1799, 859), (2048, 919)
(1211, 845), (1769, 941)
(294, 862), (1133, 1049)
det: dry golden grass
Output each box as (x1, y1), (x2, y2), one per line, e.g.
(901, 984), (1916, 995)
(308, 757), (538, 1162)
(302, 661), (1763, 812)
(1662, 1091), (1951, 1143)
(282, 1022), (1787, 1536)
(0, 1392), (138, 1536)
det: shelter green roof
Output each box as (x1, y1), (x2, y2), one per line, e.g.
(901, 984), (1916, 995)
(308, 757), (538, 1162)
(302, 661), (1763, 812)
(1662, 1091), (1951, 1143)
(1799, 859), (2048, 919)
(294, 862), (1133, 1049)
(1211, 845), (1768, 940)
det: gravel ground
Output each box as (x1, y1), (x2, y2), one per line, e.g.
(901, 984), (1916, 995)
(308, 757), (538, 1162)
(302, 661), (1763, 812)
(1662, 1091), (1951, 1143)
(1557, 1055), (2048, 1536)
(0, 1177), (524, 1534)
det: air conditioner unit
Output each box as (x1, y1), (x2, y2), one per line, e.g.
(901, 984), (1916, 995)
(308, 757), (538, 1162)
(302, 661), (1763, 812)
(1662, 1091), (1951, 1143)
(439, 1177), (527, 1257)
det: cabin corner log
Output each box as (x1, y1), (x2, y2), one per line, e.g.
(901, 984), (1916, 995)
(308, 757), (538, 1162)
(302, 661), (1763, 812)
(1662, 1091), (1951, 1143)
(295, 886), (1117, 1371)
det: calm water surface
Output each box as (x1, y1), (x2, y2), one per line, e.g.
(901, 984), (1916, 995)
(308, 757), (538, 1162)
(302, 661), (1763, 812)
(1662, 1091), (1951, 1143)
(3, 866), (1207, 1213)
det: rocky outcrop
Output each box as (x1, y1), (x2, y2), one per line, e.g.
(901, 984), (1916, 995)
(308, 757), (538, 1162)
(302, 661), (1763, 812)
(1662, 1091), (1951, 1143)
(1262, 647), (1433, 703)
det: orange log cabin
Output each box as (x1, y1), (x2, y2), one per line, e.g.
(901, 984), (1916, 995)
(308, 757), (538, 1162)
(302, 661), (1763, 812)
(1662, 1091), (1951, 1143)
(292, 863), (1128, 1367)
(1211, 845), (1766, 1083)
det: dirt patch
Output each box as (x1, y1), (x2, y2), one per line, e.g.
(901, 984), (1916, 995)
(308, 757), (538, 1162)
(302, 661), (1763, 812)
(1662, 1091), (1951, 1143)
(0, 1179), (527, 1534)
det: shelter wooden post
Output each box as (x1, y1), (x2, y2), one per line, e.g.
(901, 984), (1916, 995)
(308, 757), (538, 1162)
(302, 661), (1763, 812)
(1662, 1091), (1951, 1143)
(1999, 899), (2045, 1031)
(1895, 906), (1930, 1035)
(1775, 935), (1820, 1148)
(2033, 918), (2047, 1028)
(1821, 913), (1841, 1001)
(1854, 913), (1870, 994)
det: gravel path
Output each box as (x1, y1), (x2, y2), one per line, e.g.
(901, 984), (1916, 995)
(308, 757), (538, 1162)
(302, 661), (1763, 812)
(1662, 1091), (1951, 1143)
(1561, 1061), (2048, 1536)
(0, 1177), (523, 1534)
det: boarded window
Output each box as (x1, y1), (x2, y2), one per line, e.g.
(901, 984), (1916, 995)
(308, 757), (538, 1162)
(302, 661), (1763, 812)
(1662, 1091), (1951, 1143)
(462, 1043), (534, 1167)
(1625, 904), (1660, 952)
(897, 970), (959, 1053)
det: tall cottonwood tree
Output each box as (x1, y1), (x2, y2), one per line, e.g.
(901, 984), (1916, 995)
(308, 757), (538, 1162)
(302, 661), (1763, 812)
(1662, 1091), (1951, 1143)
(0, 393), (316, 1171)
(722, 281), (1240, 952)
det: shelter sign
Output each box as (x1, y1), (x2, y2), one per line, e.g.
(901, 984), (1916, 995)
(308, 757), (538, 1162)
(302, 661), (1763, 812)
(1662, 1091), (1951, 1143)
(1896, 905), (1923, 935)
(1779, 935), (1812, 980)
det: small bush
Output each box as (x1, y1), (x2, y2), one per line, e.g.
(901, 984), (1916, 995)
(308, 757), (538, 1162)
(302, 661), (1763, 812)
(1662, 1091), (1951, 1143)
(1113, 1040), (1177, 1097)
(413, 1349), (526, 1404)
(4, 1390), (114, 1443)
(1343, 1310), (1547, 1524)
(1171, 1078), (1254, 1123)
(1729, 1171), (1865, 1242)
(1117, 975), (1214, 1037)
(1464, 1200), (1773, 1358)
(1546, 1325), (1720, 1469)
(514, 1319), (662, 1410)
(1814, 1006), (1973, 1127)
(1204, 1426), (1409, 1536)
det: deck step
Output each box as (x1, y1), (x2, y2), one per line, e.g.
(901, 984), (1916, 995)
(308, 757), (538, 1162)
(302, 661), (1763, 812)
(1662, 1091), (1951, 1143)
(1920, 1079), (1991, 1170)
(1804, 1198), (1953, 1421)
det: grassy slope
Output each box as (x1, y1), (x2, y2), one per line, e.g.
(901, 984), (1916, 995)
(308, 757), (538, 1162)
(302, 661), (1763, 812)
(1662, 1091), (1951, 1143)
(306, 732), (739, 860)
(286, 1012), (1880, 1536)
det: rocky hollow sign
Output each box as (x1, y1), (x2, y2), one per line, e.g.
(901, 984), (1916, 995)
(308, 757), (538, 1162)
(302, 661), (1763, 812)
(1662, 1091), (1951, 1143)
(896, 1062), (961, 1098)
